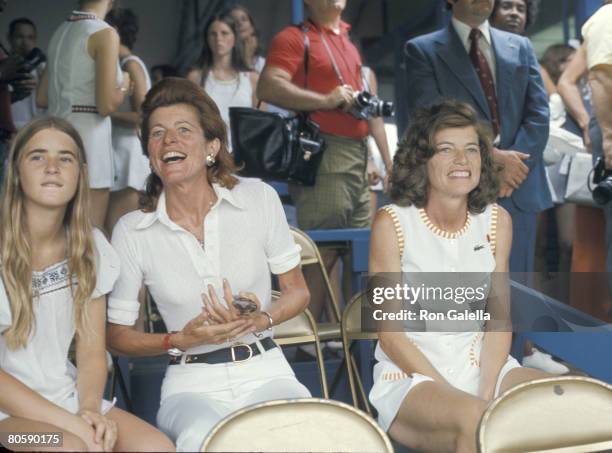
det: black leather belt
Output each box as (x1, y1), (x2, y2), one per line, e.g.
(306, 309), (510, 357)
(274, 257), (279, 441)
(169, 337), (277, 365)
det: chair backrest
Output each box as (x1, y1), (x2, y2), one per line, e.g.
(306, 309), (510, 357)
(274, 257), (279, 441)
(343, 291), (378, 341)
(290, 226), (341, 321)
(341, 291), (378, 413)
(201, 398), (394, 452)
(272, 291), (320, 345)
(478, 376), (612, 453)
(271, 291), (329, 398)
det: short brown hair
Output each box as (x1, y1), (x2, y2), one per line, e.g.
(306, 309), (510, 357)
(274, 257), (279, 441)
(139, 77), (239, 212)
(540, 44), (575, 85)
(389, 100), (500, 213)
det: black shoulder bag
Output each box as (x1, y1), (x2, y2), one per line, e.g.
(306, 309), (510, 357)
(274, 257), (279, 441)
(229, 25), (326, 186)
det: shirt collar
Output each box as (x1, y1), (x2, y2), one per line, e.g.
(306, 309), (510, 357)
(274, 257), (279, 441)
(135, 183), (245, 231)
(451, 16), (492, 48)
(308, 18), (351, 36)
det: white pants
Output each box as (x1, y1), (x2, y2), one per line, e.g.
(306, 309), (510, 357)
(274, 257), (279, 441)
(156, 347), (311, 452)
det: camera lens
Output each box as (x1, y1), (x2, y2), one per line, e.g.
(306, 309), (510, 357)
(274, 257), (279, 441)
(354, 91), (371, 108)
(374, 101), (394, 117)
(593, 178), (612, 205)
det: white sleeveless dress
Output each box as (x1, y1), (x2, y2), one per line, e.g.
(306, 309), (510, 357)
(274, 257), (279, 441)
(111, 55), (151, 192)
(47, 11), (122, 189)
(203, 71), (253, 151)
(369, 203), (521, 431)
(0, 229), (119, 420)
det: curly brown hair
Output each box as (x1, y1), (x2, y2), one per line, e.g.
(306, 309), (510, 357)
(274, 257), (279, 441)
(139, 77), (239, 212)
(389, 100), (500, 214)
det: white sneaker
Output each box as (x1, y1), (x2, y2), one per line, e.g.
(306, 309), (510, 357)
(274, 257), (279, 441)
(522, 348), (570, 374)
(325, 341), (344, 350)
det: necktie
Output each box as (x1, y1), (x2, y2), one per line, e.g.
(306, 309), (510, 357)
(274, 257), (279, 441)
(469, 28), (499, 136)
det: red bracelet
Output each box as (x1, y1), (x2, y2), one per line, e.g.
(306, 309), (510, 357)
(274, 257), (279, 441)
(162, 333), (173, 351)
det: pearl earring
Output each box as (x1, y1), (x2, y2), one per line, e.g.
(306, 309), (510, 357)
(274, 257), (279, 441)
(205, 153), (216, 167)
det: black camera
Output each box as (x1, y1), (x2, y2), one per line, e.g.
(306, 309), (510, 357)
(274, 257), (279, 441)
(19, 48), (46, 74)
(349, 91), (394, 120)
(592, 157), (612, 205)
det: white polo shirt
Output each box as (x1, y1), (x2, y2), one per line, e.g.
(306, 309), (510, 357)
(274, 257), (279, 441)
(108, 179), (301, 354)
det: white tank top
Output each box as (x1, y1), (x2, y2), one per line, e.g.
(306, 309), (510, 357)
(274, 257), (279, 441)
(47, 11), (121, 115)
(203, 71), (252, 149)
(373, 203), (499, 363)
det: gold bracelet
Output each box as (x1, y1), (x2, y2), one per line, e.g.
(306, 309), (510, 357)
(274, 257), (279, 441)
(261, 311), (273, 331)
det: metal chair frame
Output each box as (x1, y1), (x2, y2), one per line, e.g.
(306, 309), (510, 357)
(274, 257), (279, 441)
(272, 290), (329, 398)
(341, 291), (378, 414)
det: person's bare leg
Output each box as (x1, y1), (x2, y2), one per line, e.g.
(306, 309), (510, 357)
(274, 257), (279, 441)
(555, 203), (575, 273)
(327, 258), (342, 322)
(105, 407), (174, 452)
(368, 190), (378, 226)
(0, 417), (87, 451)
(534, 211), (549, 275)
(303, 248), (340, 321)
(89, 188), (110, 233)
(105, 188), (140, 235)
(388, 381), (487, 453)
(498, 366), (550, 395)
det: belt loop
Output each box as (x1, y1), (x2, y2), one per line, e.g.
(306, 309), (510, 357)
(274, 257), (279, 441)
(254, 339), (265, 354)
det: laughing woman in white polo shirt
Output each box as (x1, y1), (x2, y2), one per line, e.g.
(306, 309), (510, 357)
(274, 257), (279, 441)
(106, 78), (311, 452)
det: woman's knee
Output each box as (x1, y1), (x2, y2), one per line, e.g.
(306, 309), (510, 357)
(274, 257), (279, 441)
(454, 398), (487, 451)
(58, 431), (88, 452)
(135, 431), (175, 452)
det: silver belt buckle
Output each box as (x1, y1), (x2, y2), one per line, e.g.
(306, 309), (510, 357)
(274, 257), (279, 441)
(230, 343), (253, 363)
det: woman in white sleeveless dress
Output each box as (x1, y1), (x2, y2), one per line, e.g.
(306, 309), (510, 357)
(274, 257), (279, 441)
(186, 14), (258, 151)
(225, 4), (266, 73)
(368, 100), (549, 453)
(105, 7), (152, 233)
(37, 0), (131, 230)
(0, 117), (173, 452)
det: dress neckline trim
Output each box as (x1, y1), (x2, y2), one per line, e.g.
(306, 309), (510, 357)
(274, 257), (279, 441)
(68, 11), (98, 21)
(418, 207), (471, 240)
(32, 259), (68, 276)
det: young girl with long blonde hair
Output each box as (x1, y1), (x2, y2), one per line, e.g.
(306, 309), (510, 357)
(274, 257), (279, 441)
(0, 117), (173, 452)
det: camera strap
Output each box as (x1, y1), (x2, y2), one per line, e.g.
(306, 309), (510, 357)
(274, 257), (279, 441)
(315, 28), (346, 86)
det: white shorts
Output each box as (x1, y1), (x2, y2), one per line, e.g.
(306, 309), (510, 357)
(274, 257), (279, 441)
(111, 127), (150, 192)
(156, 345), (311, 452)
(370, 355), (521, 431)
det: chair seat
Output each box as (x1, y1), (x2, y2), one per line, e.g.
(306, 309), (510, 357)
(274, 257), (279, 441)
(274, 312), (315, 341)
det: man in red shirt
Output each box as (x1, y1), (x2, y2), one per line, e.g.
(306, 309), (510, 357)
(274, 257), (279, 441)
(258, 0), (369, 318)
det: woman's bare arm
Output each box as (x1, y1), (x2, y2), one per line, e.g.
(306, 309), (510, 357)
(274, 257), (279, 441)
(478, 206), (513, 400)
(371, 210), (449, 383)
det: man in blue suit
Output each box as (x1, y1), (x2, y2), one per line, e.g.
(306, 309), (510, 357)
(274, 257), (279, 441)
(405, 0), (551, 272)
